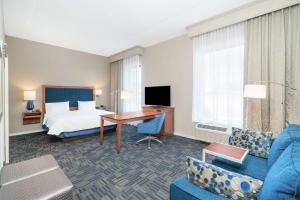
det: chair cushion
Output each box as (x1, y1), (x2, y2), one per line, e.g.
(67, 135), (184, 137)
(213, 157), (242, 169)
(212, 155), (268, 181)
(260, 141), (300, 200)
(137, 112), (166, 134)
(267, 124), (300, 169)
(170, 178), (228, 200)
(230, 127), (273, 158)
(186, 157), (263, 200)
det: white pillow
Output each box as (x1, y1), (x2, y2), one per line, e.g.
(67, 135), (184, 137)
(45, 102), (69, 115)
(78, 101), (96, 111)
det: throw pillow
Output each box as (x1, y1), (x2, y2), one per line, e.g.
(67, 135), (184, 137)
(186, 156), (263, 200)
(230, 128), (273, 158)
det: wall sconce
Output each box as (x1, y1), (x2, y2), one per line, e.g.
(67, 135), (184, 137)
(95, 89), (102, 96)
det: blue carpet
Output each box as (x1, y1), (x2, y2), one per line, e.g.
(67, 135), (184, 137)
(9, 125), (207, 200)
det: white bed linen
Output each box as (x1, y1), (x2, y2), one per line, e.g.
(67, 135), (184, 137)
(43, 109), (115, 136)
(45, 102), (69, 115)
(78, 101), (96, 111)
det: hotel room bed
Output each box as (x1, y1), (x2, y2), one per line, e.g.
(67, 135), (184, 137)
(43, 109), (116, 138)
(42, 85), (116, 139)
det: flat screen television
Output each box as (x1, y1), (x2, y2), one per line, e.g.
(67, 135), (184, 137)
(145, 86), (171, 106)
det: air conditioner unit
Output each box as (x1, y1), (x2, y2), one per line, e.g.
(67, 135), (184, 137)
(194, 123), (230, 144)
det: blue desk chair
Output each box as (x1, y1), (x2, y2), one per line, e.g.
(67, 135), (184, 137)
(136, 112), (166, 149)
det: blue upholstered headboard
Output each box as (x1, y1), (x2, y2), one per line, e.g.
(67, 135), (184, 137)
(42, 85), (94, 113)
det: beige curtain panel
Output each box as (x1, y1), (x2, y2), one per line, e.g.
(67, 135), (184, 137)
(245, 4), (300, 135)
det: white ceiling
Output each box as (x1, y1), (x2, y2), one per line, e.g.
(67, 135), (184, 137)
(4, 0), (254, 56)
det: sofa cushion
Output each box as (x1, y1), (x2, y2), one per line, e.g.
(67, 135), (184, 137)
(186, 157), (263, 200)
(0, 154), (59, 186)
(230, 128), (273, 158)
(212, 155), (268, 181)
(170, 178), (228, 200)
(260, 141), (300, 200)
(268, 124), (300, 169)
(0, 168), (73, 200)
(213, 157), (242, 169)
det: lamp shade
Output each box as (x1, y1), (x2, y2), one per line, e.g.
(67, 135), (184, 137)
(244, 84), (266, 99)
(120, 91), (131, 99)
(95, 89), (102, 96)
(24, 90), (36, 100)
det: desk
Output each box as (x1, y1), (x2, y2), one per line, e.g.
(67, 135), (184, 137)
(100, 111), (162, 154)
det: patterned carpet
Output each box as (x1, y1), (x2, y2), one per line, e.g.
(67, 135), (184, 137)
(10, 125), (208, 200)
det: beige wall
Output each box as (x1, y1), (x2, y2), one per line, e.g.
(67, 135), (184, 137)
(142, 35), (229, 143)
(7, 36), (110, 134)
(143, 35), (194, 136)
(109, 46), (144, 63)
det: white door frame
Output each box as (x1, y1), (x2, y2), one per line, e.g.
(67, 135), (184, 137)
(4, 55), (8, 163)
(0, 40), (9, 165)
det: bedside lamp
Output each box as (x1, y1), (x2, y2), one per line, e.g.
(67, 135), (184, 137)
(24, 90), (36, 111)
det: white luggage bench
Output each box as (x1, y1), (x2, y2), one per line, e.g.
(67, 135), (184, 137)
(0, 155), (73, 200)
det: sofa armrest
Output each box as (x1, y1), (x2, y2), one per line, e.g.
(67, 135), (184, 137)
(170, 178), (228, 200)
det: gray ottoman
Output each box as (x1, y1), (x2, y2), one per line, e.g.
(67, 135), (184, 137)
(0, 168), (73, 200)
(1, 155), (59, 186)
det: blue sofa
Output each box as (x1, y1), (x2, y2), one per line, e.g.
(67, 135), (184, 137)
(170, 179), (228, 200)
(212, 124), (300, 181)
(212, 154), (268, 181)
(170, 124), (300, 200)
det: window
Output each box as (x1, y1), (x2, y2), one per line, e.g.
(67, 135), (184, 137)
(192, 23), (244, 128)
(121, 55), (142, 112)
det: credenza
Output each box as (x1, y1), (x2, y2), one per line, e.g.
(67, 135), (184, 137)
(142, 106), (174, 137)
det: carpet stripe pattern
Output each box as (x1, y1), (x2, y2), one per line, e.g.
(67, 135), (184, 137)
(9, 125), (208, 200)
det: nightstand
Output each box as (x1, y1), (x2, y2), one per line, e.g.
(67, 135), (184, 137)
(23, 111), (42, 125)
(96, 106), (107, 110)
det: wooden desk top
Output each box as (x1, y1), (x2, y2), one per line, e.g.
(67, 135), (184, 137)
(100, 109), (171, 154)
(101, 111), (162, 121)
(204, 143), (248, 161)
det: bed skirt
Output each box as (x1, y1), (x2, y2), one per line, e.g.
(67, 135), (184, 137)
(43, 125), (117, 139)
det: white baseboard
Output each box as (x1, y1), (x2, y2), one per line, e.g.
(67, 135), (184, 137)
(10, 129), (46, 137)
(174, 132), (198, 140)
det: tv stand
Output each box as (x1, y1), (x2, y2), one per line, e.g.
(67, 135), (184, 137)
(153, 105), (163, 108)
(142, 106), (174, 137)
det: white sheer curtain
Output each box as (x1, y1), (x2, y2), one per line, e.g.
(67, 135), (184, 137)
(110, 60), (122, 112)
(192, 22), (245, 128)
(121, 55), (142, 112)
